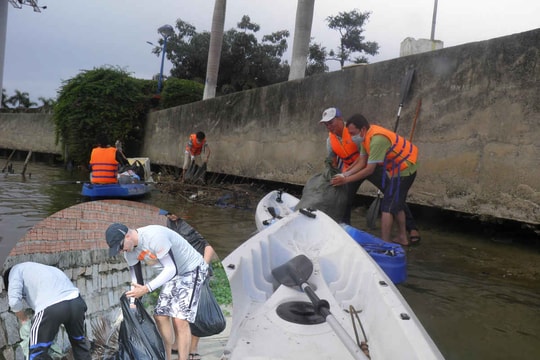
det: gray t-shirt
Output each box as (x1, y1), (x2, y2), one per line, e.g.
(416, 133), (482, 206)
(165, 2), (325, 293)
(7, 262), (79, 313)
(124, 225), (203, 276)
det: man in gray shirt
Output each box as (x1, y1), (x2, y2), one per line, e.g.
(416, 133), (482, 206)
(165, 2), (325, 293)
(3, 262), (91, 360)
(106, 222), (209, 360)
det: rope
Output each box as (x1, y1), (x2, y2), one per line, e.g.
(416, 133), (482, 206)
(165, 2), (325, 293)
(349, 305), (370, 359)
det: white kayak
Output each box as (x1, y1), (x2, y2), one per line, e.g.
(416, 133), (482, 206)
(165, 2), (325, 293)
(222, 208), (444, 360)
(255, 189), (299, 231)
(255, 190), (408, 284)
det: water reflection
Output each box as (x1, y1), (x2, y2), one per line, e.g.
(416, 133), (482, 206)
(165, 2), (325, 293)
(1, 160), (540, 360)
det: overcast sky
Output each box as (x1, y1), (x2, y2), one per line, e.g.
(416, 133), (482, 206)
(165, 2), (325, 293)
(3, 0), (539, 103)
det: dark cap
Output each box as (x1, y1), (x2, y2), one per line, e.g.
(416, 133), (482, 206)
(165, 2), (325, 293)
(105, 223), (128, 257)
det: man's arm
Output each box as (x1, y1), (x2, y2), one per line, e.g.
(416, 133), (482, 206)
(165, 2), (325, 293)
(126, 252), (177, 298)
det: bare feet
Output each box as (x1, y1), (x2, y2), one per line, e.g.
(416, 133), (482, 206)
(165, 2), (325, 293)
(391, 237), (410, 246)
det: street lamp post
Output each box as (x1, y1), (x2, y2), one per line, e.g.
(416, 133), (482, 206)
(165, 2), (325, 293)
(156, 24), (174, 94)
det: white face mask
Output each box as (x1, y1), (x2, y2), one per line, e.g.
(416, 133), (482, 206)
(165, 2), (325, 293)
(351, 134), (364, 143)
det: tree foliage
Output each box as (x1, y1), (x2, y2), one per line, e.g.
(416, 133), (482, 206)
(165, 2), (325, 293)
(53, 66), (149, 165)
(154, 16), (291, 95)
(160, 78), (203, 108)
(6, 90), (36, 109)
(326, 10), (380, 67)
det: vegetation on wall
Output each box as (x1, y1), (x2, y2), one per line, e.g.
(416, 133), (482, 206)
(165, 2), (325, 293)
(53, 66), (149, 166)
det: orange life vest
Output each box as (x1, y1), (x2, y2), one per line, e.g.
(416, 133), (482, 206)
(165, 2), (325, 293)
(363, 125), (418, 177)
(185, 134), (205, 155)
(89, 147), (119, 184)
(329, 127), (359, 172)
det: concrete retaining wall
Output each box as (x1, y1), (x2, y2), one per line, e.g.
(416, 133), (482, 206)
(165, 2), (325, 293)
(0, 200), (165, 359)
(1, 29), (539, 225)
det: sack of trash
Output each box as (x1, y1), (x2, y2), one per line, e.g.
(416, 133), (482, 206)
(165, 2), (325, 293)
(294, 164), (349, 222)
(116, 294), (166, 360)
(190, 277), (227, 337)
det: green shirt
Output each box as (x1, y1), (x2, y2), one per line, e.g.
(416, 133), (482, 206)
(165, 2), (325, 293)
(361, 135), (417, 177)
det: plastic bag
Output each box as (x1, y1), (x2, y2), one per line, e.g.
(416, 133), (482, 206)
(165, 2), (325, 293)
(190, 278), (226, 337)
(116, 294), (166, 360)
(295, 165), (349, 222)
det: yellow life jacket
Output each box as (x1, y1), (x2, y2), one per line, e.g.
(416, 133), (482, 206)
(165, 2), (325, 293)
(89, 147), (119, 184)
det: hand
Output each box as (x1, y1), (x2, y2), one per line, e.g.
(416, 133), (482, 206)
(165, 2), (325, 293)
(331, 174), (346, 186)
(190, 155), (195, 161)
(125, 283), (150, 299)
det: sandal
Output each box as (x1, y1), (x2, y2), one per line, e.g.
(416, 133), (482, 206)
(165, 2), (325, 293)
(409, 235), (421, 245)
(189, 354), (201, 360)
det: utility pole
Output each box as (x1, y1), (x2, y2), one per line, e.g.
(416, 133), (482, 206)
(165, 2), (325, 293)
(431, 0), (438, 41)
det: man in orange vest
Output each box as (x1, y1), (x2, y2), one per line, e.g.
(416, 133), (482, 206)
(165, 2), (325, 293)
(330, 113), (419, 246)
(89, 135), (121, 184)
(181, 131), (211, 182)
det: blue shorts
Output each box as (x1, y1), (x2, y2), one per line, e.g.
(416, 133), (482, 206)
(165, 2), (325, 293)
(380, 172), (417, 215)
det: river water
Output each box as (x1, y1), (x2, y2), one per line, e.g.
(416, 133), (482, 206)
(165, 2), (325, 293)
(1, 160), (539, 360)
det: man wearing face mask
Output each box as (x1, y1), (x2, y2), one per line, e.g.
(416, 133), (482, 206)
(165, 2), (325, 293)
(330, 113), (419, 246)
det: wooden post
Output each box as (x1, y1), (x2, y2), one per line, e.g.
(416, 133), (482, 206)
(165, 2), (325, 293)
(2, 149), (16, 172)
(22, 150), (32, 176)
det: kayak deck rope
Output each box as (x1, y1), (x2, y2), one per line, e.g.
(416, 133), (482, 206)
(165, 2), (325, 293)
(349, 305), (370, 359)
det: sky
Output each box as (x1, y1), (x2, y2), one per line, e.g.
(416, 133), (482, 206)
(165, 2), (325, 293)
(2, 0), (539, 103)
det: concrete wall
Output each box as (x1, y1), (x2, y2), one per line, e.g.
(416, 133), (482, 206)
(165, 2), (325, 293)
(1, 29), (539, 225)
(0, 200), (164, 359)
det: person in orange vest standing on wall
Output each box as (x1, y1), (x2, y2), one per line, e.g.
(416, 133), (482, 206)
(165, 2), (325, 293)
(181, 131), (211, 182)
(89, 135), (120, 184)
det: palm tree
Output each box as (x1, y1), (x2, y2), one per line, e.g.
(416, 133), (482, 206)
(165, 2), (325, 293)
(288, 0), (315, 81)
(203, 0), (227, 100)
(7, 90), (36, 109)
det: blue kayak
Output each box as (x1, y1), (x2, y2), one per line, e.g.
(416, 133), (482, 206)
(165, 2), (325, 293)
(342, 224), (407, 284)
(81, 182), (152, 199)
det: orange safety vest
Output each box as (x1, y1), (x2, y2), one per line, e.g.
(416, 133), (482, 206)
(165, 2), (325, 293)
(185, 134), (205, 155)
(89, 147), (119, 184)
(363, 125), (418, 177)
(329, 127), (359, 172)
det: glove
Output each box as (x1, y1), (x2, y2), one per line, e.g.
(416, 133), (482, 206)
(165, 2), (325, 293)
(190, 155), (195, 161)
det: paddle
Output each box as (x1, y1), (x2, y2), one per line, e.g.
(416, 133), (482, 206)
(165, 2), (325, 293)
(393, 68), (415, 132)
(367, 68), (415, 227)
(272, 255), (369, 360)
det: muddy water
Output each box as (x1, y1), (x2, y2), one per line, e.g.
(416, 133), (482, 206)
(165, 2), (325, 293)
(1, 160), (539, 360)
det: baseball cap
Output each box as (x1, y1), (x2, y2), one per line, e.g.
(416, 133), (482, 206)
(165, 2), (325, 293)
(320, 107), (342, 123)
(105, 223), (128, 257)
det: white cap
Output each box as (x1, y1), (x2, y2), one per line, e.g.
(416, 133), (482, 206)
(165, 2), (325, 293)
(320, 107), (342, 123)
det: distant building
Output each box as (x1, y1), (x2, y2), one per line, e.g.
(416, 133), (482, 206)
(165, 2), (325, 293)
(400, 37), (444, 57)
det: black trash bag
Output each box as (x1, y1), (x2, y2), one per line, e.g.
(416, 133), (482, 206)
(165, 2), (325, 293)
(192, 162), (207, 183)
(294, 164), (349, 222)
(184, 160), (198, 181)
(190, 278), (226, 337)
(116, 294), (166, 360)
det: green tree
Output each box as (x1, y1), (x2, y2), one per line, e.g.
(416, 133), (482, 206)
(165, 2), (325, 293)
(157, 16), (290, 95)
(306, 42), (329, 76)
(160, 78), (203, 108)
(7, 90), (36, 109)
(326, 9), (379, 67)
(1, 88), (7, 108)
(53, 66), (149, 166)
(37, 97), (56, 113)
